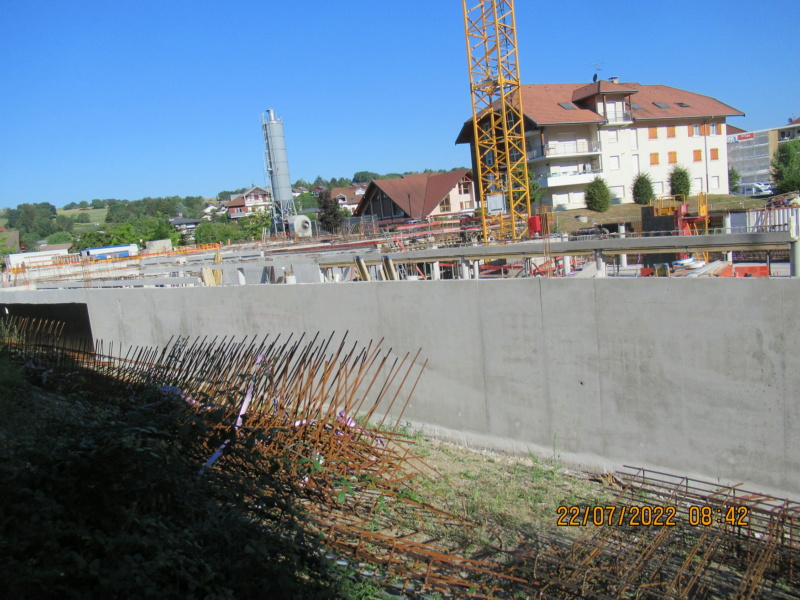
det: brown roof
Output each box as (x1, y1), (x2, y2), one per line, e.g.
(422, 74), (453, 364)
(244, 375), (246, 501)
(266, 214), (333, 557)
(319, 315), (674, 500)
(456, 82), (744, 142)
(727, 125), (748, 135)
(624, 84), (744, 121)
(354, 170), (471, 219)
(572, 80), (639, 102)
(227, 195), (246, 208)
(789, 117), (800, 126)
(330, 185), (366, 206)
(39, 243), (73, 252)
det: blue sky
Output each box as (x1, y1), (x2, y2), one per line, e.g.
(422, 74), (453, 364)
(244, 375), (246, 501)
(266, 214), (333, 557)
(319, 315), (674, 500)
(1, 0), (797, 208)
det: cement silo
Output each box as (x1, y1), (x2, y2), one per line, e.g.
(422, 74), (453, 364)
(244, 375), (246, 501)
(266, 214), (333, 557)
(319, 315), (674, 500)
(261, 109), (297, 234)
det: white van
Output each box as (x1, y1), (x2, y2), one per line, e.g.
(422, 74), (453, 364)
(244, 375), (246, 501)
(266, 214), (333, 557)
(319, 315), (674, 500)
(738, 182), (774, 197)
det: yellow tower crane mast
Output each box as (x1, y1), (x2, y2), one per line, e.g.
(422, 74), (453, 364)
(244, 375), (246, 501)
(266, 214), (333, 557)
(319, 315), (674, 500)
(462, 0), (531, 243)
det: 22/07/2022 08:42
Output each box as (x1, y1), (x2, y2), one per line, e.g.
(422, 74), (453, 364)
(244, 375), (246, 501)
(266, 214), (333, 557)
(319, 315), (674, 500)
(556, 504), (750, 527)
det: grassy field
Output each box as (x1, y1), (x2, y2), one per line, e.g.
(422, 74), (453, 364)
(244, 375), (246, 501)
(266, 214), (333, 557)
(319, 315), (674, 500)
(57, 207), (108, 224)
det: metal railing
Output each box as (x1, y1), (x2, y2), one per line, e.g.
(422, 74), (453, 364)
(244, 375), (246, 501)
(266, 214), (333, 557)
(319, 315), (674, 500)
(527, 140), (601, 160)
(605, 110), (632, 123)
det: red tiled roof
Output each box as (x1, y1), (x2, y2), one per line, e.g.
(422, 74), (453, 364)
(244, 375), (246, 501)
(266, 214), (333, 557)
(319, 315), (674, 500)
(330, 186), (366, 206)
(789, 117), (800, 126)
(727, 125), (748, 135)
(572, 80), (639, 102)
(624, 84), (744, 121)
(355, 170), (471, 219)
(456, 82), (744, 142)
(227, 195), (246, 208)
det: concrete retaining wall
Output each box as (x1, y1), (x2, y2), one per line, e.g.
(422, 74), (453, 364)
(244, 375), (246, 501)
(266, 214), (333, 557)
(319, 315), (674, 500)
(2, 278), (798, 496)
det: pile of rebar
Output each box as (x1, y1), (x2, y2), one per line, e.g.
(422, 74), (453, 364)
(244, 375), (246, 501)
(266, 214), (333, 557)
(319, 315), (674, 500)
(2, 316), (799, 599)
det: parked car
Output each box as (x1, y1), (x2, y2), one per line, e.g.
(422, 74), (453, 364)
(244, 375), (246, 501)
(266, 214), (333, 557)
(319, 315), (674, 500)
(738, 182), (774, 197)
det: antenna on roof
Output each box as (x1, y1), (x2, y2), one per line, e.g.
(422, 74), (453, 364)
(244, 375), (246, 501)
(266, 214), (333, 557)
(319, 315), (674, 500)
(589, 62), (603, 82)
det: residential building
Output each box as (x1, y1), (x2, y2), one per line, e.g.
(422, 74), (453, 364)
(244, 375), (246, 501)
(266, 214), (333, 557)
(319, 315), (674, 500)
(353, 170), (475, 221)
(727, 117), (800, 186)
(169, 217), (202, 241)
(330, 185), (367, 214)
(456, 80), (744, 210)
(227, 186), (272, 219)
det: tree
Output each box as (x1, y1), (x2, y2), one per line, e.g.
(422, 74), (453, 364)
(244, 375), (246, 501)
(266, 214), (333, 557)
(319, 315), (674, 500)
(240, 211), (272, 240)
(528, 179), (543, 205)
(353, 171), (379, 184)
(62, 202), (78, 211)
(295, 192), (318, 211)
(585, 177), (611, 212)
(217, 188), (247, 202)
(78, 201), (89, 209)
(194, 221), (242, 245)
(46, 231), (73, 245)
(728, 167), (741, 194)
(91, 199), (106, 209)
(668, 165), (692, 198)
(772, 139), (800, 194)
(317, 189), (344, 233)
(55, 214), (74, 233)
(632, 172), (654, 205)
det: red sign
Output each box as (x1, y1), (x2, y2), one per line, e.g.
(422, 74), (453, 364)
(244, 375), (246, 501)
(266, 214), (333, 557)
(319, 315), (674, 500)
(737, 132), (754, 141)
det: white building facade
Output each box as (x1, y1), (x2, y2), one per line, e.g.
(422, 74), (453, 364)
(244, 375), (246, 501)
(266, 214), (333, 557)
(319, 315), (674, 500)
(457, 81), (744, 211)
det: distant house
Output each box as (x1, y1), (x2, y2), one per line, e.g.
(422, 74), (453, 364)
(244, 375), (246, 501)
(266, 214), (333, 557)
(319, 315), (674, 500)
(354, 170), (475, 221)
(330, 185), (367, 214)
(38, 242), (73, 253)
(169, 217), (202, 241)
(227, 186), (272, 219)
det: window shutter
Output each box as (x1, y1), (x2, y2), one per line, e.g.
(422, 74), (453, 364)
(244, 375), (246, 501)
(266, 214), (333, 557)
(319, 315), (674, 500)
(688, 125), (694, 137)
(693, 150), (702, 162)
(710, 148), (719, 160)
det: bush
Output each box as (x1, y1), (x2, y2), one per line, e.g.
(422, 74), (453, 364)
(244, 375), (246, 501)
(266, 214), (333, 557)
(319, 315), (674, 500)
(728, 167), (741, 194)
(632, 172), (654, 205)
(585, 177), (611, 212)
(669, 165), (692, 198)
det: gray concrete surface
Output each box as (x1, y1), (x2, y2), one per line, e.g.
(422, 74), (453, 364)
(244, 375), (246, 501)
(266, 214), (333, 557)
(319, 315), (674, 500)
(2, 278), (798, 497)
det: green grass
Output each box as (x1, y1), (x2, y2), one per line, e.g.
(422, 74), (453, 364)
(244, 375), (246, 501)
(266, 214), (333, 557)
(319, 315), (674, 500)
(416, 439), (615, 547)
(57, 207), (108, 224)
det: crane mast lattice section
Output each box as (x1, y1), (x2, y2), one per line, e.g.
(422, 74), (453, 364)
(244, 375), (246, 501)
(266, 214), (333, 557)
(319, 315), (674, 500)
(262, 109), (297, 234)
(462, 0), (531, 242)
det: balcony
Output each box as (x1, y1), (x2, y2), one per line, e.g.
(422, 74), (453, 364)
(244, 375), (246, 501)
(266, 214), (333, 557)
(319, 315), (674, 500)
(603, 111), (633, 126)
(527, 140), (601, 161)
(535, 168), (602, 188)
